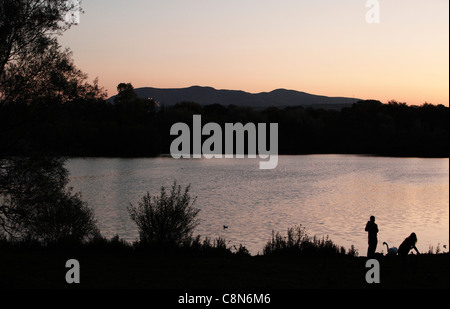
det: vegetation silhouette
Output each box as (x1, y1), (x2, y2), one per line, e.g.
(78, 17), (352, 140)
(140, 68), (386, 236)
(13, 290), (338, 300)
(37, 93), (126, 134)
(263, 225), (358, 257)
(0, 0), (106, 105)
(126, 181), (251, 256)
(128, 181), (200, 248)
(1, 83), (448, 158)
(0, 0), (102, 247)
(0, 156), (99, 246)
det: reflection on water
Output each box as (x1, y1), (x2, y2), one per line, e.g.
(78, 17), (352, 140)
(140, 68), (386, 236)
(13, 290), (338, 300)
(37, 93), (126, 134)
(67, 155), (449, 255)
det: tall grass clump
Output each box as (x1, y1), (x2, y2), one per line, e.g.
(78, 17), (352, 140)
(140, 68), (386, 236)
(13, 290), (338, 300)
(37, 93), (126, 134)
(128, 181), (200, 249)
(263, 225), (357, 257)
(181, 235), (237, 256)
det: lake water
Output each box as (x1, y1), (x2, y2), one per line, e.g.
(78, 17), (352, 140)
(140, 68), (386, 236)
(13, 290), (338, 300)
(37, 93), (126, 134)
(66, 155), (449, 256)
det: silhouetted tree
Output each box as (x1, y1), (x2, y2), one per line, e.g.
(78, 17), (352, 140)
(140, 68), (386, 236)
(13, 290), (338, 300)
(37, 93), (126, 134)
(0, 156), (99, 244)
(113, 83), (156, 126)
(0, 0), (106, 104)
(114, 83), (138, 106)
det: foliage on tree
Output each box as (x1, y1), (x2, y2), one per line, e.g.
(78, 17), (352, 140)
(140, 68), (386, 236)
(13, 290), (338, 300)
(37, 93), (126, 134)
(0, 0), (106, 104)
(0, 1), (100, 246)
(0, 156), (99, 244)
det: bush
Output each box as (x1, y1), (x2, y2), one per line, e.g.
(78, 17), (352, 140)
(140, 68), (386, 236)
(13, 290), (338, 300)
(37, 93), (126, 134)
(85, 234), (133, 253)
(263, 225), (308, 255)
(29, 190), (99, 245)
(182, 235), (235, 256)
(263, 225), (357, 257)
(128, 181), (200, 248)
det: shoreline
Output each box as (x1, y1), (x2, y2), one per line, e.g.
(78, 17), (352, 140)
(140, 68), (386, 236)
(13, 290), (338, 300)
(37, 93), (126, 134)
(1, 247), (448, 289)
(62, 153), (450, 160)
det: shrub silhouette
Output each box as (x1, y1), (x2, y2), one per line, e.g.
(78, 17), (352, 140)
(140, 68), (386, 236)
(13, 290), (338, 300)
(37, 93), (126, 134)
(128, 181), (200, 248)
(263, 225), (357, 257)
(30, 189), (99, 245)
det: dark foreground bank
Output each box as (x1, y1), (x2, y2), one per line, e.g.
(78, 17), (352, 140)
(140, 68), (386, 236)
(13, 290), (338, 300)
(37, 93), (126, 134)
(0, 248), (447, 289)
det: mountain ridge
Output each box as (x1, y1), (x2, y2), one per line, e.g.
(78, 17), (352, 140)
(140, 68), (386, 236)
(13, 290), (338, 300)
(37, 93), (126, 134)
(108, 86), (362, 108)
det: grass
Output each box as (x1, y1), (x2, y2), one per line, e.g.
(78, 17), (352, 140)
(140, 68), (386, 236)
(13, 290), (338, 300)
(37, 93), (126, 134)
(0, 247), (448, 289)
(0, 234), (448, 289)
(263, 225), (358, 257)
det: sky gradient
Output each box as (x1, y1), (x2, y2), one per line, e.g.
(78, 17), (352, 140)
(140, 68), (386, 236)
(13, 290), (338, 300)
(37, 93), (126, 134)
(59, 0), (449, 106)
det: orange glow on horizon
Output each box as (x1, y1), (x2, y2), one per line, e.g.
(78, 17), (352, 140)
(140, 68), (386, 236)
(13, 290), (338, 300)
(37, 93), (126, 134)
(59, 0), (449, 106)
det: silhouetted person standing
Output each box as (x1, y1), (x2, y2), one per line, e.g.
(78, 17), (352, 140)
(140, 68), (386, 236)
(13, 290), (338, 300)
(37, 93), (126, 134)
(365, 216), (378, 258)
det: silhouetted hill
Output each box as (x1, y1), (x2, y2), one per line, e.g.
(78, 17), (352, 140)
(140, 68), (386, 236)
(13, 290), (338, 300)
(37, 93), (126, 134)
(108, 86), (361, 109)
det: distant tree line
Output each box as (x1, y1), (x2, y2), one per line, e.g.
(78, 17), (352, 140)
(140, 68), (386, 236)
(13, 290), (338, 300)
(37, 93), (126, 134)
(1, 84), (448, 158)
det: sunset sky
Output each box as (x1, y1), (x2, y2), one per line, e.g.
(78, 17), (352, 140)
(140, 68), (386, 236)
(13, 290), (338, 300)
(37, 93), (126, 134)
(59, 0), (449, 106)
